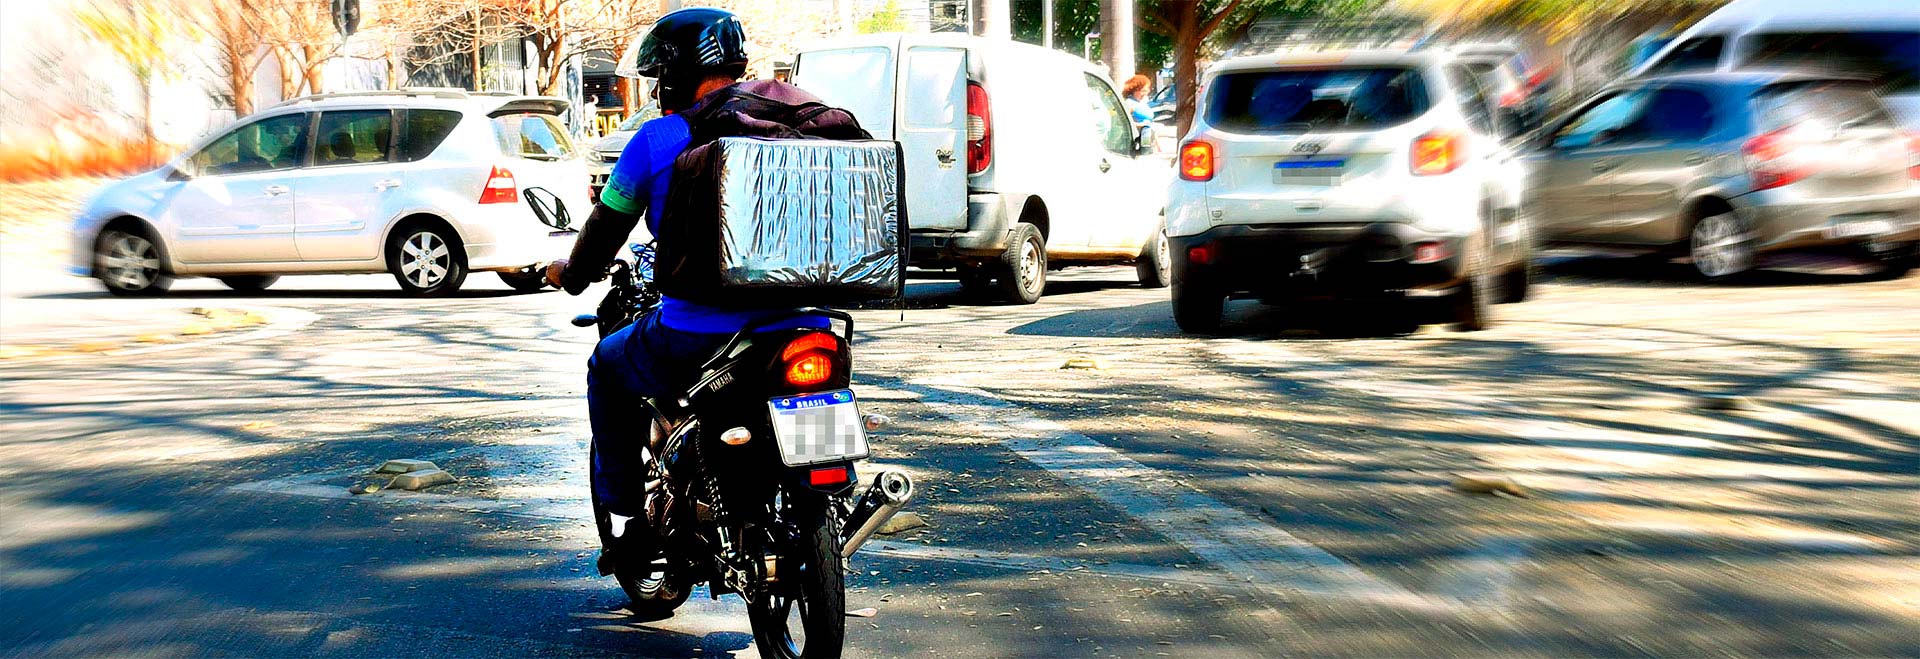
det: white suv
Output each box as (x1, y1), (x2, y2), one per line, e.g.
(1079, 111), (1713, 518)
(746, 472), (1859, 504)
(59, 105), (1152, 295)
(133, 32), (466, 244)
(1165, 50), (1533, 333)
(70, 89), (591, 296)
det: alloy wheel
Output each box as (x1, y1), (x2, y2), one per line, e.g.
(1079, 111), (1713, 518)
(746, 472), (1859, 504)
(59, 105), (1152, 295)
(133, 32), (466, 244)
(399, 231), (451, 288)
(99, 232), (161, 291)
(1690, 214), (1753, 279)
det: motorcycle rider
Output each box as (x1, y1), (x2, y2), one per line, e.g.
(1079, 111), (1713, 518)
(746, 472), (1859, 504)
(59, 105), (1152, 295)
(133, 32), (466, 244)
(543, 7), (829, 568)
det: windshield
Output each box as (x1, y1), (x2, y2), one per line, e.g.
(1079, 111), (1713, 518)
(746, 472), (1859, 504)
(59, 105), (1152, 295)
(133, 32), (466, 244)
(490, 113), (575, 160)
(1743, 31), (1920, 95)
(615, 104), (662, 132)
(1206, 67), (1430, 133)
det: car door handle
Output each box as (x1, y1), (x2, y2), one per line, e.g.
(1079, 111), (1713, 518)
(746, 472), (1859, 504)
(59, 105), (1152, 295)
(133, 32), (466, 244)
(375, 178), (402, 190)
(1589, 161), (1615, 173)
(1098, 158), (1111, 173)
(263, 185), (289, 196)
(1681, 153), (1708, 166)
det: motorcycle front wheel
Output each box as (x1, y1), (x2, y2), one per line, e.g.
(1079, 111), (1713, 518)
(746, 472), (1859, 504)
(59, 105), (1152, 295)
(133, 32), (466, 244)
(748, 494), (845, 659)
(590, 434), (689, 619)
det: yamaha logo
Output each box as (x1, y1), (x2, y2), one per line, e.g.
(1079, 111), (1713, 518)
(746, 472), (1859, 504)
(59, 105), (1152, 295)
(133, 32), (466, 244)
(1292, 141), (1326, 155)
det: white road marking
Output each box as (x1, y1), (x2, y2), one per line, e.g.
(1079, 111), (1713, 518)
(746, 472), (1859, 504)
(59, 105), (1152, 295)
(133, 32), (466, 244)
(905, 379), (1445, 609)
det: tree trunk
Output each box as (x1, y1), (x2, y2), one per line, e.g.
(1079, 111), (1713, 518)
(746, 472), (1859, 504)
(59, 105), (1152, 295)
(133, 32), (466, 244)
(471, 9), (483, 91)
(230, 48), (256, 116)
(275, 46), (301, 100)
(1173, 25), (1200, 136)
(139, 76), (156, 167)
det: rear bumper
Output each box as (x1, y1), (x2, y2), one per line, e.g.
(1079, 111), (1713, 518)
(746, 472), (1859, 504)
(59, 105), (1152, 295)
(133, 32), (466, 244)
(457, 199), (584, 272)
(907, 193), (1015, 266)
(1739, 186), (1920, 251)
(1171, 223), (1469, 300)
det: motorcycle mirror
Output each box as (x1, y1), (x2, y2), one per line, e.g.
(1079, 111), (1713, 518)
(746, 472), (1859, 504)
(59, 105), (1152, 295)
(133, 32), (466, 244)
(570, 314), (598, 328)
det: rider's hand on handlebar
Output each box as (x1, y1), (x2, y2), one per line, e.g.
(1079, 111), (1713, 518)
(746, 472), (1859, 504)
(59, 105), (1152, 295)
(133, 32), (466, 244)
(544, 260), (569, 290)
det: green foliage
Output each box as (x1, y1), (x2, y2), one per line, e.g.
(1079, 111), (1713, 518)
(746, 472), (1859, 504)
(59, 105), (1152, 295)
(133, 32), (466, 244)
(857, 0), (909, 34)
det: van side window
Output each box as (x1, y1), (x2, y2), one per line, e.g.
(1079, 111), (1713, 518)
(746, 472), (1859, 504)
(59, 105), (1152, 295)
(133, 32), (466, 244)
(1617, 89), (1715, 143)
(315, 110), (395, 166)
(1646, 36), (1724, 75)
(399, 109), (462, 162)
(188, 112), (310, 176)
(1082, 74), (1134, 155)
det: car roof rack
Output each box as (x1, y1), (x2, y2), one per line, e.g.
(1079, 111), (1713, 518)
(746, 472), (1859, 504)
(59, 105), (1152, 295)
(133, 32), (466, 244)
(270, 87), (497, 109)
(1224, 16), (1432, 58)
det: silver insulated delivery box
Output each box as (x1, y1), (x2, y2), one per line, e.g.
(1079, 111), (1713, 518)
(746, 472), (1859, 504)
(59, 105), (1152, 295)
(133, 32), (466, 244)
(656, 137), (906, 308)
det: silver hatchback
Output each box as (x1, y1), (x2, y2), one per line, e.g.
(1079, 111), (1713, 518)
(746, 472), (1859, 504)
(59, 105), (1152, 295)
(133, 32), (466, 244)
(1525, 72), (1920, 280)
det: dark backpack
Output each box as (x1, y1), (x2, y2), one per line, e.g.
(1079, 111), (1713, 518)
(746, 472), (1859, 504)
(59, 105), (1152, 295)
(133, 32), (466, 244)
(654, 80), (906, 308)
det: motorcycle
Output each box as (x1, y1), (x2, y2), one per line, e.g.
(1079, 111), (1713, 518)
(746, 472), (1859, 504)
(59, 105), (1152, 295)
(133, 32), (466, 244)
(570, 243), (916, 658)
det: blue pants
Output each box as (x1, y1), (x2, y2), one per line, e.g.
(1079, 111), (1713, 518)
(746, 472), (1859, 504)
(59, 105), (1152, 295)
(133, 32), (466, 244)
(586, 312), (732, 517)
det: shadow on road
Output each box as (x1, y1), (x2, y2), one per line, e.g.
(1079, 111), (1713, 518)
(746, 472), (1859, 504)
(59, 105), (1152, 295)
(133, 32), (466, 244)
(1538, 252), (1888, 288)
(25, 287), (544, 301)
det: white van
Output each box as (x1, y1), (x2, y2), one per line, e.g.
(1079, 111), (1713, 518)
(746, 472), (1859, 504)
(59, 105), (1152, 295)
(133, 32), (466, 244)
(792, 34), (1171, 303)
(1632, 0), (1920, 127)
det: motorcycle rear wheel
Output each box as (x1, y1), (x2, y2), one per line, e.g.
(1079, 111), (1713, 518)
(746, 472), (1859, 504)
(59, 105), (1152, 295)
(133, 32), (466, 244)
(747, 496), (845, 659)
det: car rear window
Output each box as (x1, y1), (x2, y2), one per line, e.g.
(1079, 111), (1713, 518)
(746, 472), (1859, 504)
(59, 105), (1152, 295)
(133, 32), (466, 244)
(1743, 31), (1920, 95)
(399, 109), (461, 162)
(491, 113), (574, 160)
(1206, 67), (1430, 132)
(1754, 81), (1898, 133)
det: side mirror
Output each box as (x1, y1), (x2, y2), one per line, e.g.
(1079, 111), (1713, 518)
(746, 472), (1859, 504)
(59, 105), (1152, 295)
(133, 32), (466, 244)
(1133, 124), (1156, 156)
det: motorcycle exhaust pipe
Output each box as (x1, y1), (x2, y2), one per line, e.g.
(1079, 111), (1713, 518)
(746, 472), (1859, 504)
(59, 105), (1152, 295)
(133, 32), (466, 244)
(839, 470), (915, 559)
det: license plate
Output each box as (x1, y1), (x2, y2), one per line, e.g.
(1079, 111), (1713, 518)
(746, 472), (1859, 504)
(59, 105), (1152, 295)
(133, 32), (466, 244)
(767, 389), (869, 467)
(1828, 215), (1895, 238)
(1272, 158), (1345, 186)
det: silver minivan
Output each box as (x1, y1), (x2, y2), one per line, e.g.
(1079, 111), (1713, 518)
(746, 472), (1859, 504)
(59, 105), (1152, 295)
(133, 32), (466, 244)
(1526, 72), (1919, 280)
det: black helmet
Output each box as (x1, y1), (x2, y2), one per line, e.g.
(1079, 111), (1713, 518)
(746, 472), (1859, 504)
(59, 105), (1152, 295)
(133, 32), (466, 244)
(618, 8), (748, 109)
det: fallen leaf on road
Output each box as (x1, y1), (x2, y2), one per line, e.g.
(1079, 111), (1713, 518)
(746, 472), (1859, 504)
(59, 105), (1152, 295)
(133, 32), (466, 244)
(845, 608), (878, 618)
(877, 511), (930, 535)
(1450, 475), (1531, 498)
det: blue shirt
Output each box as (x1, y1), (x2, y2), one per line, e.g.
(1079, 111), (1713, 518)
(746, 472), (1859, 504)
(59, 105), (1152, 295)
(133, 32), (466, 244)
(600, 114), (830, 334)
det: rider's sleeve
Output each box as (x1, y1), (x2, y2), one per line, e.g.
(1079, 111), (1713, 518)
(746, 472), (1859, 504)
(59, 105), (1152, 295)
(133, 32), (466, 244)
(558, 129), (655, 295)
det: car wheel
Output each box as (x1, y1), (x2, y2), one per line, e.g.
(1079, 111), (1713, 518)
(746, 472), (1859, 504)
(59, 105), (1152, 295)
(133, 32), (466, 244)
(95, 227), (171, 296)
(1136, 230), (1172, 289)
(1171, 281), (1225, 334)
(497, 269), (549, 292)
(996, 223), (1046, 304)
(1450, 235), (1493, 332)
(217, 275), (279, 292)
(387, 224), (467, 296)
(1495, 222), (1533, 304)
(1689, 212), (1754, 281)
(1865, 241), (1915, 281)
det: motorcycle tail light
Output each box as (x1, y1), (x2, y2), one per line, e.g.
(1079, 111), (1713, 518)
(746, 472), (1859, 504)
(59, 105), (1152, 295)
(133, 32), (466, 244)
(785, 354), (833, 387)
(780, 332), (842, 388)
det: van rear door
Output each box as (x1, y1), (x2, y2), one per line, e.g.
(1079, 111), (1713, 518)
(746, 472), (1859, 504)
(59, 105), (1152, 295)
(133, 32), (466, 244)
(794, 44), (968, 231)
(894, 47), (969, 231)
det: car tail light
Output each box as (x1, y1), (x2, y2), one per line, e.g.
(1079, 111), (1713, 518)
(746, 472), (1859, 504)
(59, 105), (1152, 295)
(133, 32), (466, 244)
(1410, 241), (1453, 264)
(1744, 128), (1809, 190)
(1498, 90), (1525, 108)
(808, 465), (851, 487)
(1186, 244), (1214, 265)
(1179, 142), (1214, 181)
(1411, 131), (1462, 176)
(479, 165), (518, 204)
(966, 81), (992, 174)
(1906, 131), (1920, 180)
(782, 332), (841, 389)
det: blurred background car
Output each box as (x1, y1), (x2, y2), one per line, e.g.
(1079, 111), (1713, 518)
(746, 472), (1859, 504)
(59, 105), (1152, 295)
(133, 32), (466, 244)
(1164, 49), (1533, 334)
(1525, 72), (1919, 280)
(1631, 0), (1920, 129)
(586, 101), (660, 197)
(1452, 43), (1555, 136)
(69, 90), (589, 296)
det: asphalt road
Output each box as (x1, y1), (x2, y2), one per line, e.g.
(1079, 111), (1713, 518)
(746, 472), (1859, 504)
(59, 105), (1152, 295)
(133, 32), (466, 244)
(2, 248), (1917, 657)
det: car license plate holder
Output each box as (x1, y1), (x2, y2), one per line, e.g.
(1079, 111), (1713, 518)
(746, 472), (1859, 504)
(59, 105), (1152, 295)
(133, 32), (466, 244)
(767, 389), (869, 467)
(1827, 214), (1895, 239)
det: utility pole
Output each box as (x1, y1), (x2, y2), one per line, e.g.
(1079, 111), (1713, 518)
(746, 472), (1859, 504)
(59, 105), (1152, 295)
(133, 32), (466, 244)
(975, 0), (1009, 40)
(1041, 0), (1053, 48)
(1099, 0), (1133, 81)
